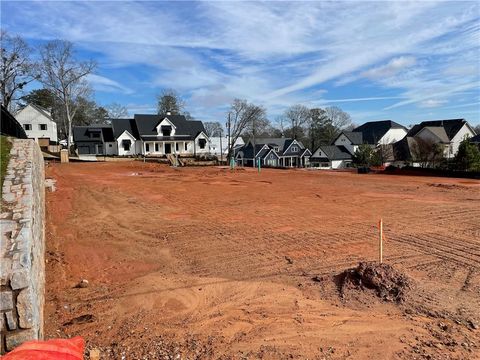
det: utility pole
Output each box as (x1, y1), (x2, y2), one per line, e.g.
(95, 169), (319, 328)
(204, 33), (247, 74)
(219, 128), (223, 164)
(227, 112), (231, 160)
(252, 116), (256, 168)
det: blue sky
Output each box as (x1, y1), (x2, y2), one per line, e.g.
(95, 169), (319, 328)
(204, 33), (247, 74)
(2, 1), (480, 127)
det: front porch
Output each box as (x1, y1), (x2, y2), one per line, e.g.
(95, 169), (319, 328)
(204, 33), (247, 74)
(279, 156), (310, 168)
(143, 141), (191, 156)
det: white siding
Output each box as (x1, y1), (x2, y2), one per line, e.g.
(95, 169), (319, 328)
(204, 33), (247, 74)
(155, 118), (177, 136)
(450, 124), (475, 157)
(334, 134), (357, 154)
(105, 142), (117, 155)
(117, 131), (137, 156)
(379, 128), (408, 145)
(209, 136), (244, 155)
(15, 105), (58, 143)
(194, 133), (210, 154)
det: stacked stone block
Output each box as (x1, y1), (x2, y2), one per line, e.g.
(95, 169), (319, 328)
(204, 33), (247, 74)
(1, 139), (45, 354)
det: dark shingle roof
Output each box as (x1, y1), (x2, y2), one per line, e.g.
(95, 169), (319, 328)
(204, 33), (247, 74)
(134, 114), (206, 138)
(252, 137), (307, 155)
(240, 143), (268, 158)
(352, 120), (406, 144)
(312, 145), (352, 161)
(111, 118), (139, 139)
(339, 131), (363, 145)
(407, 119), (469, 140)
(254, 138), (288, 151)
(470, 134), (480, 143)
(73, 125), (114, 142)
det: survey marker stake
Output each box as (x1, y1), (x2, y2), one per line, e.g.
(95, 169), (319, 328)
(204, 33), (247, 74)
(379, 218), (383, 264)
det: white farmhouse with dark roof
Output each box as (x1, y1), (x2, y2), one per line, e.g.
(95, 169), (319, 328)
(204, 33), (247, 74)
(15, 104), (58, 146)
(311, 120), (407, 169)
(73, 113), (210, 157)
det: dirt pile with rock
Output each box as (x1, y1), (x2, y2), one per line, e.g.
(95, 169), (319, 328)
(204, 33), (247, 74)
(337, 262), (414, 303)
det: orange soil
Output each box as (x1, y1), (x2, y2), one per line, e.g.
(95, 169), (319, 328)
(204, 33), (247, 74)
(44, 162), (480, 359)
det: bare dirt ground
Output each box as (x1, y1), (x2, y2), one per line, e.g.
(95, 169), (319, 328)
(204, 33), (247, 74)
(44, 162), (480, 359)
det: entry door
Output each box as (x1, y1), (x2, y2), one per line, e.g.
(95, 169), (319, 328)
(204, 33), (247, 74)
(165, 143), (172, 154)
(95, 144), (103, 154)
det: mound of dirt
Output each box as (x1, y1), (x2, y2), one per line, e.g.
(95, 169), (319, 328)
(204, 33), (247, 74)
(338, 262), (413, 303)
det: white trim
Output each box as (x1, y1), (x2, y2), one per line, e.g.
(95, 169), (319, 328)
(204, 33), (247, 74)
(262, 148), (280, 159)
(194, 131), (210, 141)
(283, 139), (300, 154)
(119, 129), (136, 141)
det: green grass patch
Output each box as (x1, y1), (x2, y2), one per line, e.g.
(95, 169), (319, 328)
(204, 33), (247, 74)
(1, 136), (12, 193)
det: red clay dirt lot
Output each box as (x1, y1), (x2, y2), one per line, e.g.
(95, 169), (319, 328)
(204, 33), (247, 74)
(44, 162), (480, 359)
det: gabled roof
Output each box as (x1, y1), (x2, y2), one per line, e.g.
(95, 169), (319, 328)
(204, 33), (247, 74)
(352, 120), (406, 144)
(111, 118), (139, 139)
(253, 137), (307, 155)
(418, 126), (450, 143)
(407, 119), (469, 140)
(393, 136), (419, 161)
(254, 138), (289, 151)
(240, 143), (269, 158)
(470, 134), (480, 143)
(259, 148), (280, 159)
(313, 145), (352, 161)
(73, 125), (114, 142)
(16, 103), (54, 122)
(134, 114), (206, 139)
(338, 131), (363, 145)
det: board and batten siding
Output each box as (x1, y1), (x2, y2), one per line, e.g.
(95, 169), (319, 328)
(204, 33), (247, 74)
(15, 105), (58, 144)
(194, 133), (210, 154)
(117, 131), (137, 156)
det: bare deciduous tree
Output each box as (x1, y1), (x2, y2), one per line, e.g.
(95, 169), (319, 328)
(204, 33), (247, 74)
(226, 99), (266, 158)
(106, 102), (129, 119)
(157, 89), (185, 115)
(0, 30), (37, 111)
(324, 106), (352, 129)
(375, 144), (394, 166)
(38, 40), (96, 150)
(204, 121), (223, 137)
(283, 104), (310, 139)
(410, 137), (444, 168)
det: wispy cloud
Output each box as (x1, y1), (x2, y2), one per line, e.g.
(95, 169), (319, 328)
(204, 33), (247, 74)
(1, 1), (479, 123)
(87, 74), (133, 94)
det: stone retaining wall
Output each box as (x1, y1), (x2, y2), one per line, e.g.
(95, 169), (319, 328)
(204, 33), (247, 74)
(0, 139), (45, 354)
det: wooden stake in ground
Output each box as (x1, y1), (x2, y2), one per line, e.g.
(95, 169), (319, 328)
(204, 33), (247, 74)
(379, 218), (383, 264)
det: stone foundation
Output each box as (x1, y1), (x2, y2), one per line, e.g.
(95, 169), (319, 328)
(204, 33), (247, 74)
(1, 139), (45, 354)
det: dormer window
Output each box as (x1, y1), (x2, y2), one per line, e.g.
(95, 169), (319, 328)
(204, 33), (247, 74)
(291, 146), (298, 152)
(90, 131), (101, 138)
(274, 146), (279, 151)
(161, 125), (172, 136)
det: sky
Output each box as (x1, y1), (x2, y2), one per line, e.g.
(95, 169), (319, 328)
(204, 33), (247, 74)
(1, 1), (480, 127)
